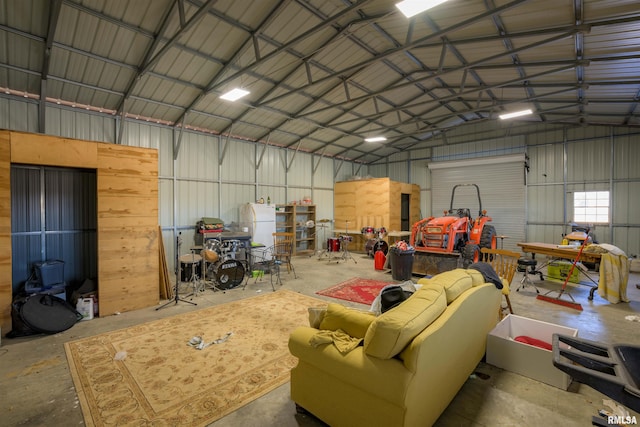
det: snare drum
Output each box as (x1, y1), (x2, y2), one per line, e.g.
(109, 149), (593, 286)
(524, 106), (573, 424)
(340, 235), (353, 243)
(376, 227), (388, 239)
(179, 254), (202, 282)
(327, 237), (341, 252)
(361, 226), (375, 239)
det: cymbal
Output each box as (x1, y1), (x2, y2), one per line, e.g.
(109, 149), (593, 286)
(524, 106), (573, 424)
(317, 219), (333, 223)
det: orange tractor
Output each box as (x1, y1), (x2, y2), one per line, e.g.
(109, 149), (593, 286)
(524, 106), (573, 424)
(410, 184), (497, 275)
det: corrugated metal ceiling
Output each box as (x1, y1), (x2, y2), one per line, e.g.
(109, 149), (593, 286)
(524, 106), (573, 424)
(0, 0), (639, 163)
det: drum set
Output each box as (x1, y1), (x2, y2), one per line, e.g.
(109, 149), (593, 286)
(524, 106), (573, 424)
(315, 219), (359, 263)
(322, 234), (356, 263)
(180, 238), (247, 294)
(361, 226), (389, 258)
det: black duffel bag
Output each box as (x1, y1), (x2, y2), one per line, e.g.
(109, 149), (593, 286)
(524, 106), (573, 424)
(6, 294), (82, 338)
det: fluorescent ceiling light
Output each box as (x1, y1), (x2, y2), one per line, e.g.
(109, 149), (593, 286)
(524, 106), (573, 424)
(365, 136), (387, 143)
(220, 88), (250, 101)
(499, 109), (533, 120)
(396, 0), (449, 18)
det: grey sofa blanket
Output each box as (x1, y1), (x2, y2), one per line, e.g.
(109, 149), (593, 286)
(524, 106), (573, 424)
(469, 262), (503, 289)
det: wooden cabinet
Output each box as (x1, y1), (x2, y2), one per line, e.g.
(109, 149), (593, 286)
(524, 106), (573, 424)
(276, 204), (316, 255)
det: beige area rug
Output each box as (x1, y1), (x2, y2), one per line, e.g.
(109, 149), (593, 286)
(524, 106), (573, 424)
(64, 290), (327, 426)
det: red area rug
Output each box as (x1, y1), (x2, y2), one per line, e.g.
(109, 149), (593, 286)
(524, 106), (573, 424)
(316, 277), (392, 305)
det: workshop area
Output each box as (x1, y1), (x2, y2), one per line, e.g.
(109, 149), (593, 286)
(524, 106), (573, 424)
(0, 1), (639, 426)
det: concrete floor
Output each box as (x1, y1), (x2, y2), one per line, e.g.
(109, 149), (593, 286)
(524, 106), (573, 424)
(1, 250), (639, 426)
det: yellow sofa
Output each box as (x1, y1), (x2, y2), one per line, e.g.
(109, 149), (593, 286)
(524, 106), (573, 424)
(288, 269), (501, 427)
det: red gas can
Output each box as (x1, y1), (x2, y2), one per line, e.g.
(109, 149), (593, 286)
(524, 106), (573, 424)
(374, 250), (386, 270)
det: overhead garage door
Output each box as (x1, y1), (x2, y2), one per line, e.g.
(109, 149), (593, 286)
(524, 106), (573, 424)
(428, 154), (526, 253)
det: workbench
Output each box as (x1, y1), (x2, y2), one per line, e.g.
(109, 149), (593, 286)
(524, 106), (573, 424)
(517, 242), (602, 300)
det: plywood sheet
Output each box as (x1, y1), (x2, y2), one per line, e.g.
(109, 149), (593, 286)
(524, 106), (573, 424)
(334, 178), (421, 253)
(97, 145), (159, 316)
(10, 131), (98, 167)
(0, 133), (11, 334)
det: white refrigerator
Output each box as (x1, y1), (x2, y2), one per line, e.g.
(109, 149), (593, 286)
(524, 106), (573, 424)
(239, 203), (276, 246)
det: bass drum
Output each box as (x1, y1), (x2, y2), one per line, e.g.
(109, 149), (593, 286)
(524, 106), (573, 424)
(365, 239), (389, 258)
(212, 258), (245, 289)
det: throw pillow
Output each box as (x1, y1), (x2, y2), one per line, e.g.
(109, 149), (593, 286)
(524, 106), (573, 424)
(308, 307), (326, 329)
(364, 285), (447, 359)
(319, 303), (376, 339)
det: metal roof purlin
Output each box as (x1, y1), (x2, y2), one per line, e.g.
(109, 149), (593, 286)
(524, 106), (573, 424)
(172, 0), (293, 128)
(299, 28), (584, 121)
(202, 0), (372, 95)
(39, 0), (63, 133)
(116, 0), (217, 116)
(327, 42), (586, 129)
(257, 0), (530, 108)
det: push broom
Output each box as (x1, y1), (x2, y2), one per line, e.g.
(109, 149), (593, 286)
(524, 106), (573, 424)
(536, 231), (589, 311)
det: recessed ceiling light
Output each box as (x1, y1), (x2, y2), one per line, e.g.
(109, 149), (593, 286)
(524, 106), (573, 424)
(499, 109), (533, 120)
(365, 136), (387, 143)
(396, 0), (449, 18)
(220, 88), (250, 101)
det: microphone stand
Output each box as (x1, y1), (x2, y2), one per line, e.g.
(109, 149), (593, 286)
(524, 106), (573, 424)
(157, 232), (197, 310)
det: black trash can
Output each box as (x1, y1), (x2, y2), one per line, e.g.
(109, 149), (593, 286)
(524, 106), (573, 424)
(389, 247), (415, 281)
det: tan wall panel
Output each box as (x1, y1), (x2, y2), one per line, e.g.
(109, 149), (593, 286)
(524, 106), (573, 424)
(0, 133), (11, 334)
(98, 195), (158, 218)
(98, 216), (158, 228)
(334, 178), (421, 252)
(97, 267), (159, 315)
(97, 144), (158, 176)
(97, 144), (159, 316)
(97, 175), (158, 197)
(10, 131), (98, 167)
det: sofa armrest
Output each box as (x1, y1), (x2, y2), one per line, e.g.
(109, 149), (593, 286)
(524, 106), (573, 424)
(289, 326), (411, 404)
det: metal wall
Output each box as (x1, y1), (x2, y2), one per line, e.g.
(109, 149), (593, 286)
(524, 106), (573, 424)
(11, 165), (97, 292)
(0, 96), (38, 132)
(365, 120), (640, 256)
(3, 97), (640, 265)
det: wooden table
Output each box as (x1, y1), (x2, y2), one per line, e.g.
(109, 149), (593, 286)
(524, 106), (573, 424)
(387, 231), (411, 245)
(517, 242), (602, 299)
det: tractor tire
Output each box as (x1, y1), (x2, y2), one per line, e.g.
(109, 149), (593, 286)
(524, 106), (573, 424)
(480, 225), (497, 249)
(462, 243), (480, 268)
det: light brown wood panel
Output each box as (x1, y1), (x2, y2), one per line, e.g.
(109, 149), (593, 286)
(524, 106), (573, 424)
(98, 216), (158, 229)
(97, 144), (158, 316)
(334, 178), (421, 253)
(97, 144), (158, 176)
(97, 175), (158, 197)
(98, 228), (159, 251)
(0, 130), (159, 331)
(0, 134), (11, 334)
(96, 285), (158, 315)
(98, 196), (159, 217)
(10, 131), (98, 167)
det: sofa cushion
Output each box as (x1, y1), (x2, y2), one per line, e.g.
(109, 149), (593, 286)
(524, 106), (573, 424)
(419, 269), (472, 304)
(466, 268), (485, 286)
(319, 303), (376, 339)
(364, 285), (447, 359)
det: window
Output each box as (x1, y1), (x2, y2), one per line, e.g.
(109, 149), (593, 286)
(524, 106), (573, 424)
(573, 191), (609, 223)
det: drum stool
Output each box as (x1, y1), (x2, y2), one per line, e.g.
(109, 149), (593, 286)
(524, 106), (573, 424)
(517, 257), (540, 293)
